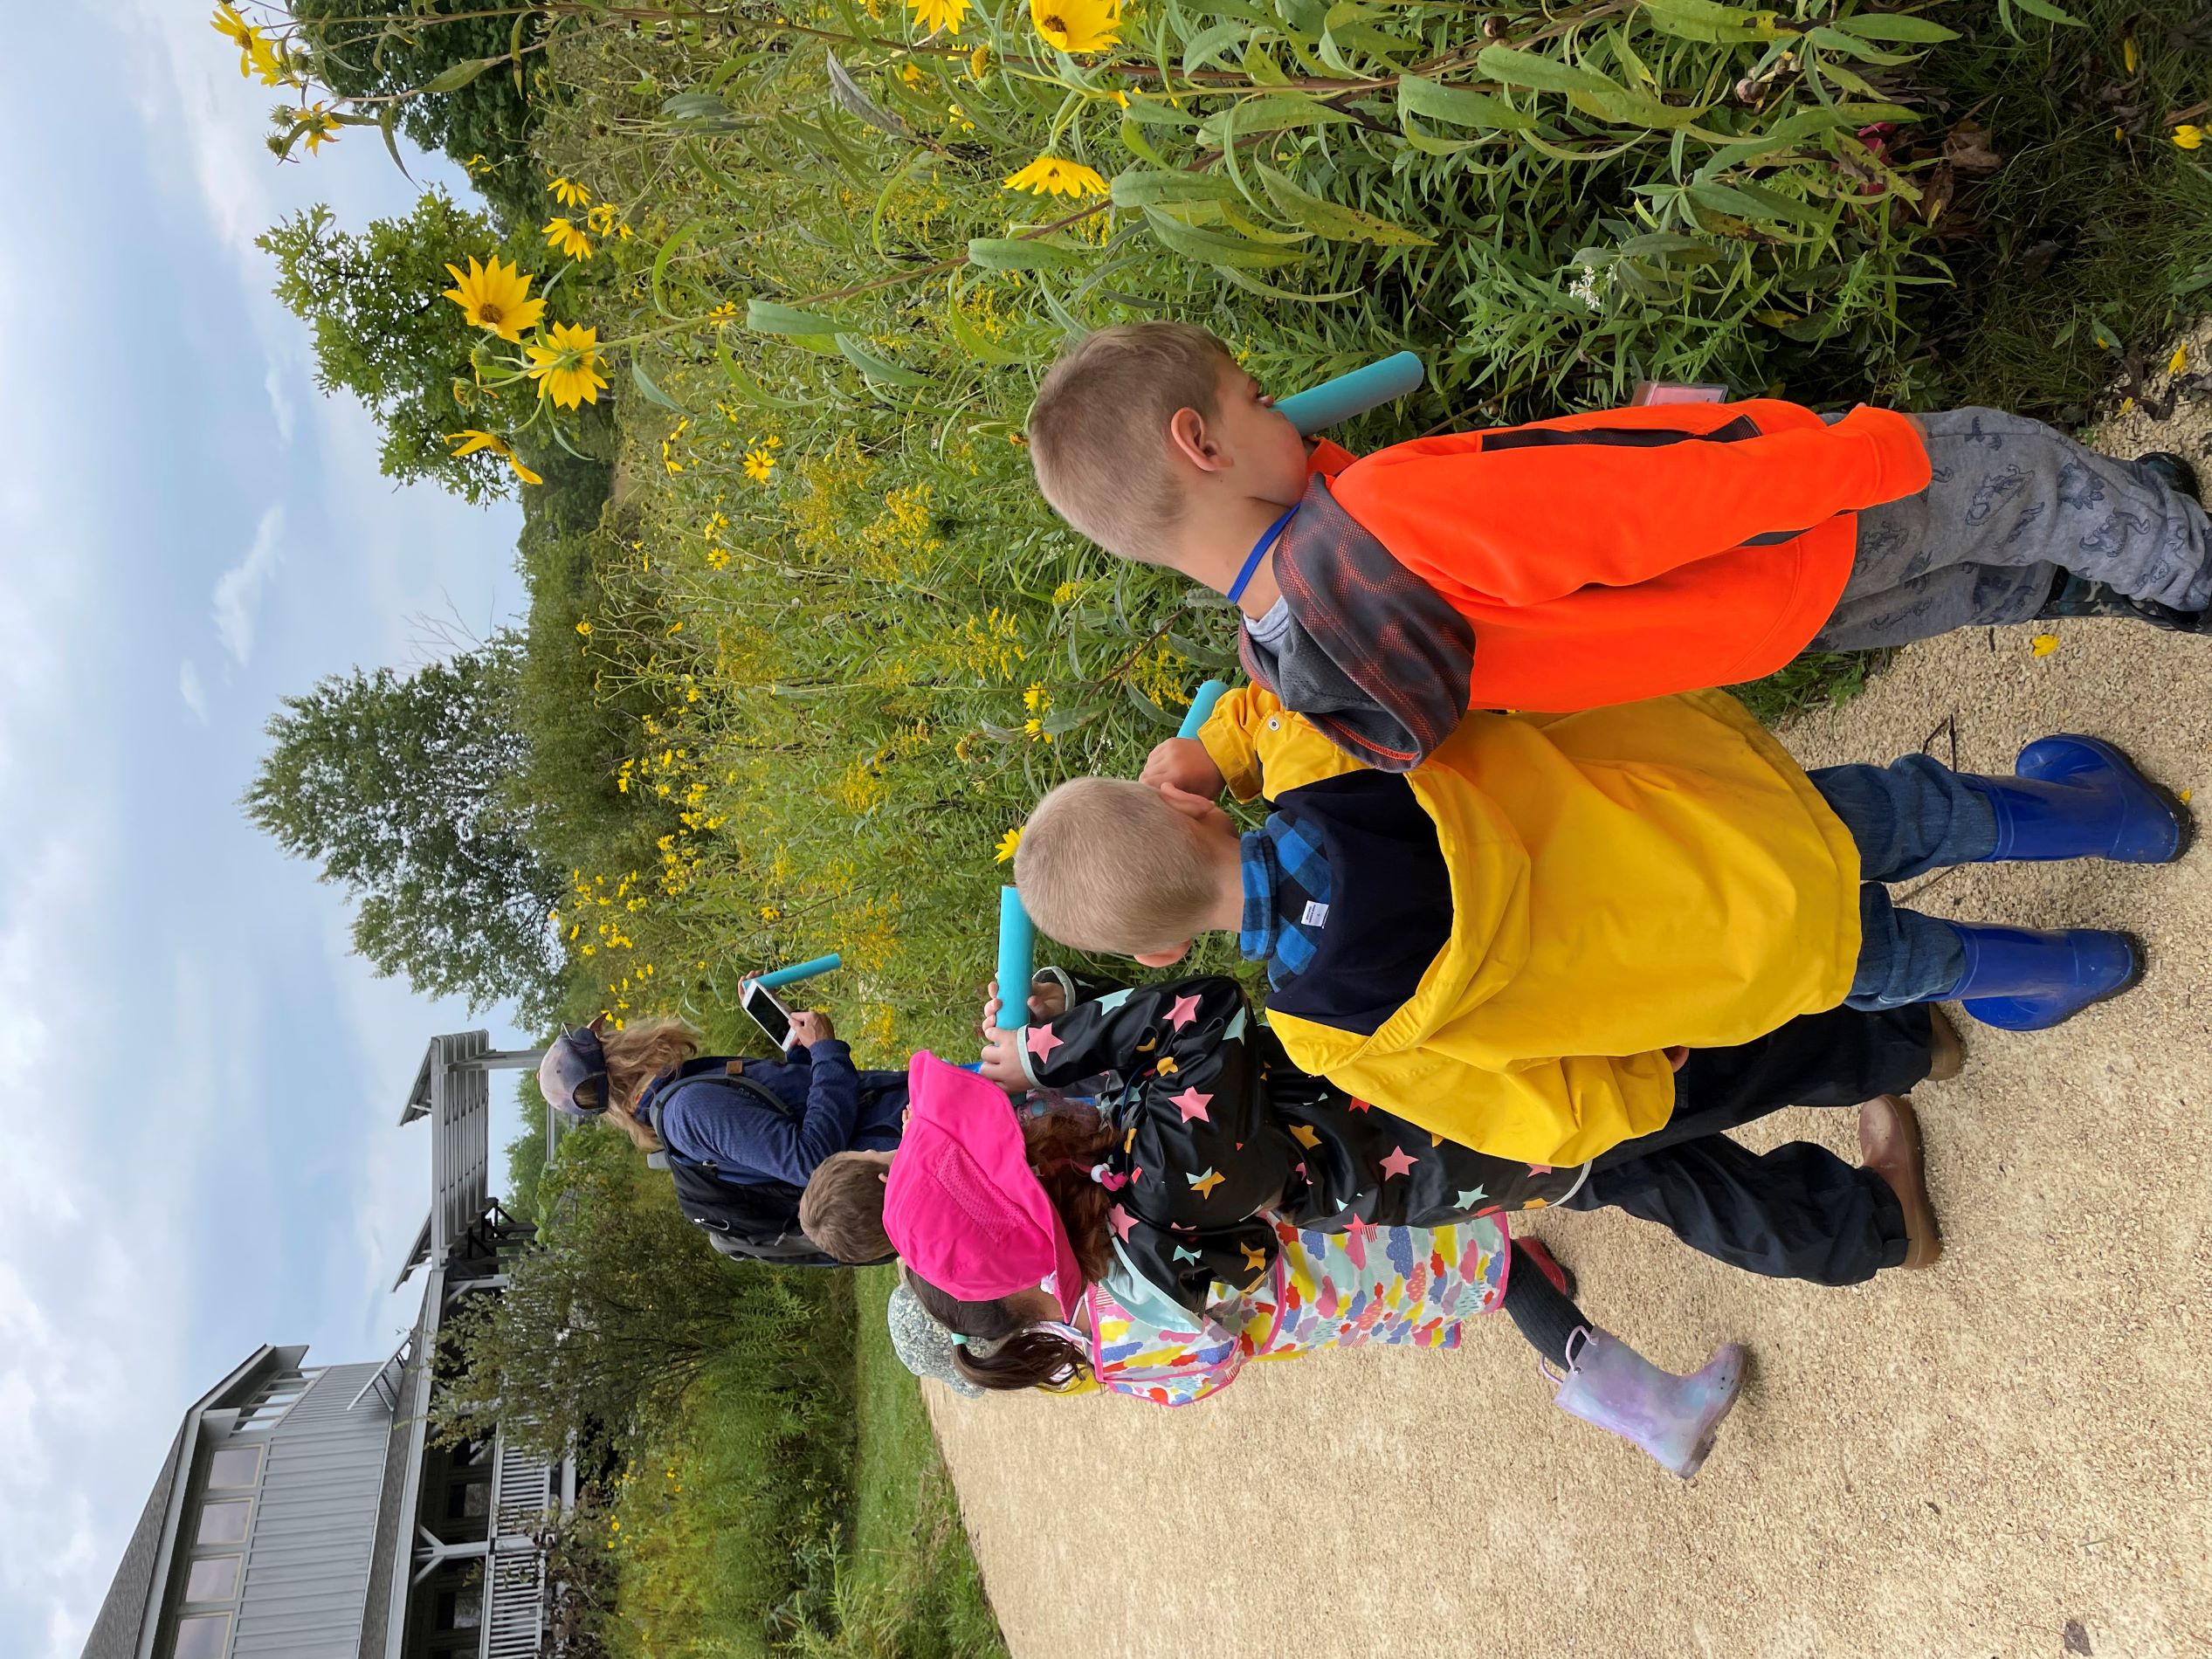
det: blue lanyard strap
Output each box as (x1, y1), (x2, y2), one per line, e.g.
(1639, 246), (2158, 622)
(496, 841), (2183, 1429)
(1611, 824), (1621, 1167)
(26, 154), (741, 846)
(1226, 507), (1297, 606)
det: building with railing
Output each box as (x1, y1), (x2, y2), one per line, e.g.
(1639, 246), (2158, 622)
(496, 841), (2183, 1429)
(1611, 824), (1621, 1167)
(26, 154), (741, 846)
(80, 1032), (572, 1659)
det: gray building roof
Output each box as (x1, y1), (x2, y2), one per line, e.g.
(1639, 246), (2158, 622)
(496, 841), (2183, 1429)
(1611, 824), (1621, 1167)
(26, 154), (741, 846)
(77, 1422), (190, 1659)
(78, 1348), (282, 1659)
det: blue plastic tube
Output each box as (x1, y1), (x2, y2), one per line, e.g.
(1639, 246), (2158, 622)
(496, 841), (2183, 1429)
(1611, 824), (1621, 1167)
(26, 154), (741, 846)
(1273, 351), (1425, 437)
(756, 953), (842, 989)
(1177, 678), (1230, 740)
(994, 887), (1034, 1031)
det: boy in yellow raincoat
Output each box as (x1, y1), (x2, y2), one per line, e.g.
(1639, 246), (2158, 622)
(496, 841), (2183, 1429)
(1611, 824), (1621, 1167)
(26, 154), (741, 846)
(1013, 685), (2185, 1273)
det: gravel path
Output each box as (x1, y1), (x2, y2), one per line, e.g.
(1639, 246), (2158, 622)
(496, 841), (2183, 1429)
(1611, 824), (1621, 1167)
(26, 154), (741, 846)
(925, 363), (2212, 1659)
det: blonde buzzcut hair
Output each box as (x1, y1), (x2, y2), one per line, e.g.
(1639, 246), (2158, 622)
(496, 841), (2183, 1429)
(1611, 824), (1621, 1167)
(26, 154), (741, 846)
(798, 1152), (894, 1263)
(1014, 776), (1221, 955)
(1027, 322), (1238, 563)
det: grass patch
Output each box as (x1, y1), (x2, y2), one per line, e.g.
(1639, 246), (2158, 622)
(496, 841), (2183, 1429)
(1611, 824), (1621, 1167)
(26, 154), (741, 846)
(832, 1268), (1009, 1659)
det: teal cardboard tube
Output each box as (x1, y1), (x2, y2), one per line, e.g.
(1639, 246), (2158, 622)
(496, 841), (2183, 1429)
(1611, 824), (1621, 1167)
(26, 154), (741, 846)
(1177, 678), (1229, 740)
(995, 886), (1034, 1031)
(1273, 351), (1424, 437)
(757, 953), (842, 989)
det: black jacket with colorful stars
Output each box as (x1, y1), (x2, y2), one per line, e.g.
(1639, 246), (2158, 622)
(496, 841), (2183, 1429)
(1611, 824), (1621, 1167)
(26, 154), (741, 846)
(1018, 971), (1588, 1315)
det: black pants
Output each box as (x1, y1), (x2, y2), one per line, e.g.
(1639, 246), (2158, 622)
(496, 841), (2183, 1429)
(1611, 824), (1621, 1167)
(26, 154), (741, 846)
(1562, 1004), (1933, 1285)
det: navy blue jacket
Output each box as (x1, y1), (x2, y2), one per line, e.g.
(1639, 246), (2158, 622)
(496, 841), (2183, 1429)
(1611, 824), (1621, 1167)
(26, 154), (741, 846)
(650, 1043), (906, 1187)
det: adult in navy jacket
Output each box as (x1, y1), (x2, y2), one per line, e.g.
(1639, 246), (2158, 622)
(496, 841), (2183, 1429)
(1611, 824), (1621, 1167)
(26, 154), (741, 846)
(538, 1008), (906, 1262)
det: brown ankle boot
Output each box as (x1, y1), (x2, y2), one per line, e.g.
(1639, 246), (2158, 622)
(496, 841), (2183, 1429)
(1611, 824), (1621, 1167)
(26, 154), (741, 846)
(1858, 1094), (1942, 1270)
(1926, 1006), (1964, 1083)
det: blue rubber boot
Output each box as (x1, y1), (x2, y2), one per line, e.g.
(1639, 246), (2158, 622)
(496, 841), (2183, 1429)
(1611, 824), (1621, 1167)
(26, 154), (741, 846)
(1944, 922), (2142, 1031)
(1962, 736), (2189, 864)
(1549, 1329), (1746, 1479)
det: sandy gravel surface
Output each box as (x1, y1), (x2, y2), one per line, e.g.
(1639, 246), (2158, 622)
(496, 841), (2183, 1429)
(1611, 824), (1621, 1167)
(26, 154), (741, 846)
(925, 368), (2212, 1659)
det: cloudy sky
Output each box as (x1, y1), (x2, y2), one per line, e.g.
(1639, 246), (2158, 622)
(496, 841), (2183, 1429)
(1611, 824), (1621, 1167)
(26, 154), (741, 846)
(3, 6), (534, 1653)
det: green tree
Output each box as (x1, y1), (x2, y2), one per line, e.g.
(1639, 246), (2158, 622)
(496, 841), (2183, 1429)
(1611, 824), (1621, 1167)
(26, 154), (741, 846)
(433, 1128), (852, 1458)
(290, 0), (550, 224)
(245, 638), (563, 1013)
(260, 189), (543, 502)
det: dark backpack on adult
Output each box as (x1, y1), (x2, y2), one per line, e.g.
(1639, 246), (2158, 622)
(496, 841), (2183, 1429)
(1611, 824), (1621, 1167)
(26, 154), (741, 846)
(640, 1062), (890, 1268)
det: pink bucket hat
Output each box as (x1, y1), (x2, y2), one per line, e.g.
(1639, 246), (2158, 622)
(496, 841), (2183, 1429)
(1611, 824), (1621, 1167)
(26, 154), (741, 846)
(884, 1051), (1085, 1319)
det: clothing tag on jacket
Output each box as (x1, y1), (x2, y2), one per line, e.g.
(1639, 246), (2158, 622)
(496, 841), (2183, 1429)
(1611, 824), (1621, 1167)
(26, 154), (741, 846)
(1301, 900), (1331, 926)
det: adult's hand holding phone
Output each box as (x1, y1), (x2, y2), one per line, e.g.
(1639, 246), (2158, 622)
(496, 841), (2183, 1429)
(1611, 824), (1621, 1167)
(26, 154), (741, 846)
(789, 1009), (835, 1048)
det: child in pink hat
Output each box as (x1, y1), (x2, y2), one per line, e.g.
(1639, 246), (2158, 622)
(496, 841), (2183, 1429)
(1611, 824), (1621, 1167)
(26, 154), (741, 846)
(885, 1051), (1746, 1479)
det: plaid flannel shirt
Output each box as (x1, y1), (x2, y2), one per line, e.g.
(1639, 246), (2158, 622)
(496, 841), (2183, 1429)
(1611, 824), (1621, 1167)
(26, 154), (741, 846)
(1238, 816), (1333, 990)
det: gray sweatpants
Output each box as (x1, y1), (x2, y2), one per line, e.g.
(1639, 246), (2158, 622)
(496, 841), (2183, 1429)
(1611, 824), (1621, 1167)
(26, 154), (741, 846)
(1809, 408), (2212, 651)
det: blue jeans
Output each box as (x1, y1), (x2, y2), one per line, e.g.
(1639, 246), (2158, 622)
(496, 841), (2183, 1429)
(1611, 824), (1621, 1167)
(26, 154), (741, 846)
(1809, 756), (1999, 1007)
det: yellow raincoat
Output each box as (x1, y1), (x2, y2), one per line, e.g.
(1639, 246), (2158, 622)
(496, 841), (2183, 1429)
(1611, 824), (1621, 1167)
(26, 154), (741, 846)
(1198, 685), (1863, 1164)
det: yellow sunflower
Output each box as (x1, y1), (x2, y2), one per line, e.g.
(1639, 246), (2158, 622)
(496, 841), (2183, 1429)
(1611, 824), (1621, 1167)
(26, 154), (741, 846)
(742, 446), (778, 483)
(586, 202), (620, 236)
(542, 217), (595, 260)
(548, 176), (592, 208)
(1031, 0), (1120, 53)
(527, 323), (611, 410)
(1003, 155), (1110, 198)
(444, 430), (544, 486)
(994, 826), (1023, 863)
(438, 256), (546, 342)
(210, 3), (256, 75)
(298, 105), (341, 155)
(907, 0), (970, 35)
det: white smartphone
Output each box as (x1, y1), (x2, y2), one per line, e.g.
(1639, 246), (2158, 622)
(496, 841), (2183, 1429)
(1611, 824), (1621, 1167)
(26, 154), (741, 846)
(741, 979), (800, 1052)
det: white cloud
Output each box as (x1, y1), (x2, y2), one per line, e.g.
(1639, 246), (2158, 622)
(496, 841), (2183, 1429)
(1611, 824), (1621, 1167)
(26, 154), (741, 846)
(179, 659), (210, 722)
(265, 358), (298, 447)
(212, 505), (285, 666)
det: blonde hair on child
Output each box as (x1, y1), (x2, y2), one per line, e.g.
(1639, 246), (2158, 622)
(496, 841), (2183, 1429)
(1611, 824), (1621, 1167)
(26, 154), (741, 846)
(1014, 776), (1221, 956)
(1027, 322), (1237, 564)
(798, 1153), (894, 1263)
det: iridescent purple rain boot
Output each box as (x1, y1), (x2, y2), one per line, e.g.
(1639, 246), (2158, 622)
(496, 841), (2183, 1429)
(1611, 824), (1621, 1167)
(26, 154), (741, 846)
(1548, 1328), (1746, 1478)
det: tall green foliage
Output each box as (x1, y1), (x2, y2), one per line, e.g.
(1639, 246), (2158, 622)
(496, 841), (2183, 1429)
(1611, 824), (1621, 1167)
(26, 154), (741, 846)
(244, 639), (563, 1013)
(291, 0), (550, 223)
(433, 1126), (851, 1459)
(262, 190), (547, 499)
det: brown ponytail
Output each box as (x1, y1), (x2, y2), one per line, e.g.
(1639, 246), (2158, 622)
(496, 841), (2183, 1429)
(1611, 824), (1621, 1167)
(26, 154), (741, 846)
(905, 1276), (1090, 1394)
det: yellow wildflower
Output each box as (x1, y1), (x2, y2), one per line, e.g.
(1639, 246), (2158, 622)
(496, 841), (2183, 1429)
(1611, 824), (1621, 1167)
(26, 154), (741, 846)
(248, 33), (296, 86)
(444, 430), (543, 486)
(2030, 634), (2060, 657)
(1004, 155), (1110, 197)
(550, 177), (591, 208)
(2175, 125), (2205, 150)
(575, 620), (594, 637)
(2171, 344), (2190, 375)
(527, 322), (610, 410)
(743, 445), (778, 483)
(298, 104), (341, 155)
(971, 44), (993, 77)
(994, 826), (1023, 863)
(439, 256), (545, 342)
(465, 154), (493, 177)
(1031, 0), (1120, 53)
(1023, 680), (1049, 712)
(542, 217), (595, 260)
(210, 4), (256, 75)
(707, 301), (739, 323)
(587, 202), (620, 236)
(908, 0), (969, 31)
(901, 63), (925, 85)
